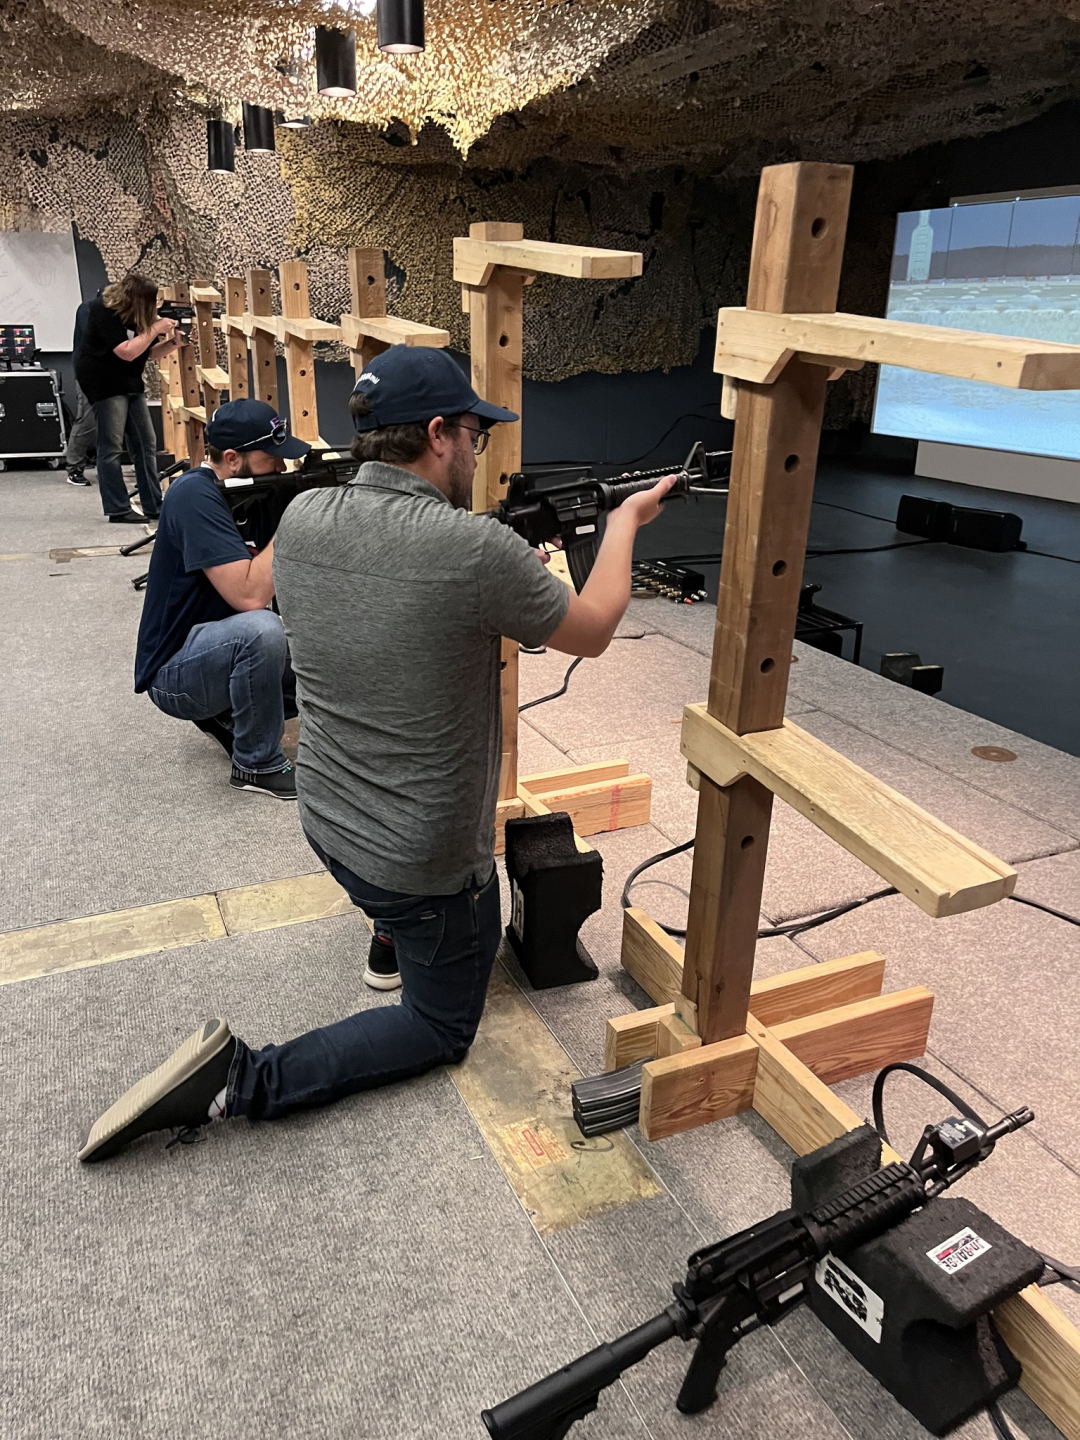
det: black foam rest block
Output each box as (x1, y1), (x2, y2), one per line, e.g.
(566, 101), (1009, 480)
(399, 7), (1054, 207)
(504, 814), (603, 989)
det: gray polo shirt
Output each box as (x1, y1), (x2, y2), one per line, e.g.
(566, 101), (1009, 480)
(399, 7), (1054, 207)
(273, 461), (571, 895)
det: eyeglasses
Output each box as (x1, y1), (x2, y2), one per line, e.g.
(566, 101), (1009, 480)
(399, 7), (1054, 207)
(459, 421), (490, 456)
(238, 415), (290, 451)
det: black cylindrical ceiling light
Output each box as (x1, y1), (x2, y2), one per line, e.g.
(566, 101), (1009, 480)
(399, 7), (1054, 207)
(274, 110), (312, 129)
(207, 119), (236, 173)
(315, 26), (357, 96)
(377, 0), (424, 54)
(242, 102), (276, 153)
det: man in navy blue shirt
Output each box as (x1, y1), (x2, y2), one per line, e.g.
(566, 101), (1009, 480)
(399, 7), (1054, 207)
(134, 399), (310, 800)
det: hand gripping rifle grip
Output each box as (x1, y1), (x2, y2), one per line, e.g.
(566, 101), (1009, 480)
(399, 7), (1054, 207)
(802, 1162), (927, 1259)
(600, 472), (690, 510)
(481, 1309), (679, 1440)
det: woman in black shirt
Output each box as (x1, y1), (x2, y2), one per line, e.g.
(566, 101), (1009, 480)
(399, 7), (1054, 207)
(75, 273), (181, 523)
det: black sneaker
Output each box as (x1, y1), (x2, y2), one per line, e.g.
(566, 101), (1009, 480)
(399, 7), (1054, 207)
(229, 760), (297, 801)
(108, 510), (146, 524)
(364, 932), (401, 991)
(66, 468), (91, 486)
(193, 711), (234, 759)
(78, 1019), (236, 1163)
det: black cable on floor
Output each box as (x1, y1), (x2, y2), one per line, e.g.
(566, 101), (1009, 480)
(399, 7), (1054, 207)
(1009, 893), (1080, 927)
(517, 633), (648, 713)
(806, 539), (935, 559)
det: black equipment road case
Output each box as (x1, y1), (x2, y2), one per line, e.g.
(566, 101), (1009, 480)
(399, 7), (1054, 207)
(0, 367), (68, 470)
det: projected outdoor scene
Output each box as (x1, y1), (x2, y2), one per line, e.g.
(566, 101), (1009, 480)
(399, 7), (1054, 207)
(873, 196), (1080, 461)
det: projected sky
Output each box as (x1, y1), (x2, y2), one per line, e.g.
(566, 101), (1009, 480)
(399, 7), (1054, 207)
(873, 195), (1080, 461)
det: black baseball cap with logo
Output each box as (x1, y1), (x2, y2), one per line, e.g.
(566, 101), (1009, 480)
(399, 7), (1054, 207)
(351, 345), (519, 432)
(205, 399), (311, 459)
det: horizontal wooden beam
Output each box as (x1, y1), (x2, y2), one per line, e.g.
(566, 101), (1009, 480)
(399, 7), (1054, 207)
(340, 312), (450, 351)
(715, 308), (1080, 390)
(681, 705), (1016, 918)
(640, 1034), (758, 1140)
(770, 986), (934, 1085)
(605, 1003), (674, 1072)
(197, 365), (230, 390)
(282, 316), (341, 344)
(243, 314), (284, 340)
(454, 237), (643, 288)
(190, 284), (222, 304)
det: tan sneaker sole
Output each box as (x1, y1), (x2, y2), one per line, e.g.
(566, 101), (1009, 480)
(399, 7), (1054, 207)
(78, 1018), (232, 1163)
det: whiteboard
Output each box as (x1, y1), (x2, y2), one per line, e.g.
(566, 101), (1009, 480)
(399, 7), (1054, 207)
(0, 229), (83, 351)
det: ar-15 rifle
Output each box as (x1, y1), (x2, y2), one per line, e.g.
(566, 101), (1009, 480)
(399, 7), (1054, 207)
(481, 1102), (1035, 1440)
(497, 442), (730, 592)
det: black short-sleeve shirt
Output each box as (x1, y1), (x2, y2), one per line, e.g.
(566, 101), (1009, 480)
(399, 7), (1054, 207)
(74, 297), (150, 405)
(134, 467), (252, 692)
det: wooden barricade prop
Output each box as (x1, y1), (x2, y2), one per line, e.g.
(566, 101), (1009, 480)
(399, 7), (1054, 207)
(340, 247), (450, 375)
(453, 224), (653, 847)
(601, 160), (1080, 1440)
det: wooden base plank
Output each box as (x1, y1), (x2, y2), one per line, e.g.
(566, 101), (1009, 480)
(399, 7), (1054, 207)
(621, 907), (684, 1007)
(529, 773), (651, 836)
(749, 951), (885, 1027)
(657, 1012), (702, 1058)
(521, 760), (630, 795)
(640, 1035), (758, 1141)
(604, 1004), (675, 1072)
(769, 986), (934, 1085)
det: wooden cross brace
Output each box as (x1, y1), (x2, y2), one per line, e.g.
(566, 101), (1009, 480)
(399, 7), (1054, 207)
(601, 159), (1080, 1440)
(454, 221), (651, 832)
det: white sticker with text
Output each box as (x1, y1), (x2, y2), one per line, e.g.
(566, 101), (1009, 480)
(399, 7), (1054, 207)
(927, 1227), (992, 1275)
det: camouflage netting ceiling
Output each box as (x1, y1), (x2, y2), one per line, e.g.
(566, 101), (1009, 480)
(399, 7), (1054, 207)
(4, 0), (1080, 391)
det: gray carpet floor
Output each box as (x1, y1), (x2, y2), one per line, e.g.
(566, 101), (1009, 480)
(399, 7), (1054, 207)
(4, 466), (1079, 1440)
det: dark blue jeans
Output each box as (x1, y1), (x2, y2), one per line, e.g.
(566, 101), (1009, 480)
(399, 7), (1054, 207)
(227, 839), (501, 1121)
(93, 392), (161, 517)
(148, 610), (295, 773)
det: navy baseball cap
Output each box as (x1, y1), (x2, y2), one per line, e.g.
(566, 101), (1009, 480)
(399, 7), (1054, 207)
(205, 399), (311, 459)
(351, 345), (519, 432)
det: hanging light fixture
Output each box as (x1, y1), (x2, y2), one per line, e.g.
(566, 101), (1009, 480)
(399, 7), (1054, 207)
(377, 0), (424, 54)
(274, 111), (312, 130)
(206, 119), (236, 173)
(315, 26), (357, 96)
(242, 103), (276, 154)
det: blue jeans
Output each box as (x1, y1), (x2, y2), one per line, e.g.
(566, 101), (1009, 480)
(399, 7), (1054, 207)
(93, 392), (161, 517)
(227, 838), (501, 1121)
(148, 610), (293, 773)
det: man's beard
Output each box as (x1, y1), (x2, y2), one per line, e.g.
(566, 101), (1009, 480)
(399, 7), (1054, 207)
(235, 456), (255, 479)
(446, 444), (474, 510)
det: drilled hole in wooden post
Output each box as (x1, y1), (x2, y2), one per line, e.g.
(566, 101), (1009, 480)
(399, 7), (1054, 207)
(811, 217), (827, 238)
(740, 834), (754, 849)
(760, 657), (775, 673)
(293, 282), (301, 291)
(499, 334), (509, 347)
(499, 473), (508, 486)
(772, 560), (787, 576)
(784, 454), (799, 472)
(367, 275), (376, 285)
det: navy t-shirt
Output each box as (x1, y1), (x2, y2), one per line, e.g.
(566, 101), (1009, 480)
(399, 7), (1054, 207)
(134, 467), (252, 692)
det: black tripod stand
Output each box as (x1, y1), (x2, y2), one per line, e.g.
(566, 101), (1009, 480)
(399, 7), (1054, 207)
(121, 458), (188, 590)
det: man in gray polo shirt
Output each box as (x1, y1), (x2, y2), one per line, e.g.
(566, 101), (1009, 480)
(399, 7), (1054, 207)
(79, 345), (673, 1161)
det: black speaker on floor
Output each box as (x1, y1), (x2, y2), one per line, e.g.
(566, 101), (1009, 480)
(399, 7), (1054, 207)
(792, 1127), (1044, 1435)
(503, 813), (601, 989)
(896, 494), (1024, 552)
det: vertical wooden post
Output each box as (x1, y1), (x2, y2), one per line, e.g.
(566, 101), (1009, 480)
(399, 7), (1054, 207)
(279, 259), (321, 443)
(247, 267), (278, 410)
(466, 221), (526, 802)
(177, 327), (204, 469)
(681, 162), (853, 1043)
(156, 286), (181, 460)
(192, 281), (222, 423)
(225, 277), (250, 400)
(347, 247), (389, 372)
